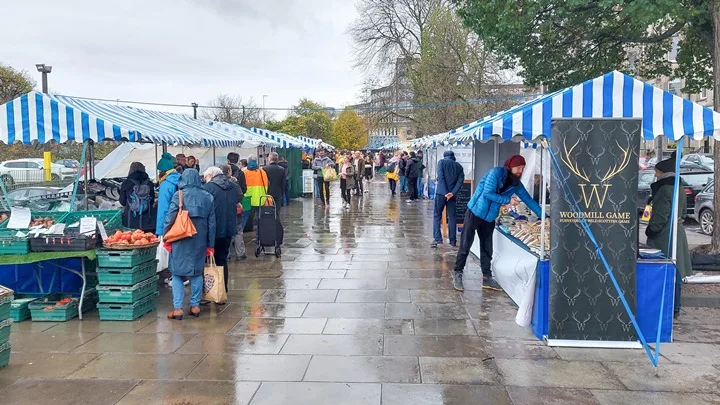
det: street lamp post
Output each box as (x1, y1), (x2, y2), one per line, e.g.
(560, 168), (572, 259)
(263, 95), (268, 124)
(191, 102), (199, 119)
(35, 64), (52, 93)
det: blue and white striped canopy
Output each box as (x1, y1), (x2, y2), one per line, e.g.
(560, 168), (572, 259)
(203, 120), (279, 147)
(442, 71), (720, 143)
(250, 128), (304, 148)
(0, 92), (245, 146)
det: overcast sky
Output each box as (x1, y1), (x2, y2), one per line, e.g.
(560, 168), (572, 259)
(2, 0), (364, 117)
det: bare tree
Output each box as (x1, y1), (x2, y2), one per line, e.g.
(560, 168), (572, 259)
(349, 0), (449, 75)
(200, 94), (271, 127)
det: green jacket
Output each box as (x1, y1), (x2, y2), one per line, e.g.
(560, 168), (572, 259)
(646, 175), (692, 278)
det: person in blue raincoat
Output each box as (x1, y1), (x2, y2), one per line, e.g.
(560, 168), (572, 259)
(164, 169), (216, 320)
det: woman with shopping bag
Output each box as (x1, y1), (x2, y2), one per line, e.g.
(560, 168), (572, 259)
(163, 169), (216, 320)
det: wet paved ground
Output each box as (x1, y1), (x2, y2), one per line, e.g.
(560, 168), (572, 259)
(2, 180), (720, 404)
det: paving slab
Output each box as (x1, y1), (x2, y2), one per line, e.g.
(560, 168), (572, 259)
(249, 382), (381, 405)
(419, 357), (500, 384)
(230, 317), (328, 334)
(602, 362), (720, 393)
(116, 381), (259, 405)
(381, 384), (512, 405)
(177, 334), (290, 355)
(323, 318), (414, 335)
(0, 379), (137, 405)
(590, 390), (720, 405)
(384, 336), (488, 357)
(70, 353), (204, 379)
(304, 355), (420, 383)
(494, 359), (624, 389)
(187, 354), (311, 381)
(507, 386), (601, 405)
(281, 334), (383, 355)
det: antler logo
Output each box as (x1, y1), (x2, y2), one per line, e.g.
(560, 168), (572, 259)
(561, 138), (631, 209)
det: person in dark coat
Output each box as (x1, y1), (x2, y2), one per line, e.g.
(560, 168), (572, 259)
(263, 152), (288, 206)
(432, 151), (465, 248)
(405, 151), (421, 201)
(398, 152), (409, 195)
(203, 167), (239, 297)
(227, 152), (248, 194)
(646, 157), (692, 318)
(119, 162), (155, 232)
(164, 169), (216, 320)
(278, 155), (290, 205)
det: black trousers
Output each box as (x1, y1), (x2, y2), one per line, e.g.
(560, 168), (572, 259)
(389, 179), (397, 194)
(318, 180), (330, 204)
(454, 210), (495, 278)
(340, 179), (351, 203)
(408, 176), (418, 200)
(355, 175), (364, 195)
(214, 236), (233, 292)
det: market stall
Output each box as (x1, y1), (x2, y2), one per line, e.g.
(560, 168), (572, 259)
(426, 71), (720, 360)
(0, 91), (248, 322)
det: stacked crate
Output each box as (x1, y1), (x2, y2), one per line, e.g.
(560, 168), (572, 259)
(0, 286), (13, 368)
(96, 247), (159, 321)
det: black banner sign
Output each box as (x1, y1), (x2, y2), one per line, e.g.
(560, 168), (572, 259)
(450, 181), (472, 225)
(549, 119), (641, 342)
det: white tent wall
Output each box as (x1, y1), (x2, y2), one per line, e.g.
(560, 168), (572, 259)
(427, 145), (475, 182)
(85, 144), (259, 181)
(519, 146), (551, 192)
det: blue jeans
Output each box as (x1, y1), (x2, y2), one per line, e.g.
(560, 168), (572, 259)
(399, 176), (409, 193)
(241, 209), (253, 231)
(417, 177), (424, 198)
(172, 275), (203, 309)
(433, 195), (457, 244)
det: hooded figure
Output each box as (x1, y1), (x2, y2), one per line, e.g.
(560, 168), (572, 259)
(119, 162), (155, 231)
(203, 167), (239, 294)
(646, 157), (692, 317)
(164, 169), (216, 319)
(156, 153), (182, 236)
(432, 150), (466, 248)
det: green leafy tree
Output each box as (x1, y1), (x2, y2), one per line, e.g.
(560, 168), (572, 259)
(333, 110), (369, 150)
(0, 63), (36, 104)
(454, 0), (720, 251)
(262, 98), (335, 144)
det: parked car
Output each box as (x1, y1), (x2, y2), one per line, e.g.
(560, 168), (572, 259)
(5, 187), (62, 207)
(637, 169), (695, 213)
(55, 159), (80, 172)
(681, 171), (715, 216)
(0, 159), (75, 186)
(695, 182), (714, 235)
(683, 153), (714, 170)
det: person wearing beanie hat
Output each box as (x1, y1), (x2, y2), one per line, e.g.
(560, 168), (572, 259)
(646, 156), (691, 318)
(452, 154), (542, 292)
(157, 152), (175, 172)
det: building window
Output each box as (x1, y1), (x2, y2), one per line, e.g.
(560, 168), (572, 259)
(667, 36), (679, 62)
(668, 80), (682, 97)
(699, 88), (708, 100)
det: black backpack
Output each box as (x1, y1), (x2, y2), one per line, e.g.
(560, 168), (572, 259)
(129, 179), (151, 216)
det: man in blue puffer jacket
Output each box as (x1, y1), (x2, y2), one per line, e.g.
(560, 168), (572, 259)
(453, 155), (542, 291)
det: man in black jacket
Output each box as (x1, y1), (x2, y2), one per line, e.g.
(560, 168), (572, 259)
(405, 151), (421, 201)
(263, 152), (288, 206)
(398, 152), (409, 195)
(203, 167), (240, 293)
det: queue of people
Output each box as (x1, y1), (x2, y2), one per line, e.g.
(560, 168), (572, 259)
(117, 151), (292, 320)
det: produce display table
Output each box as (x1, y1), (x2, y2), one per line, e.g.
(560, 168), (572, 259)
(0, 249), (96, 320)
(489, 229), (675, 343)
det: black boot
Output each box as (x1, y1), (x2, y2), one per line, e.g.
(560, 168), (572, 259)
(453, 272), (464, 291)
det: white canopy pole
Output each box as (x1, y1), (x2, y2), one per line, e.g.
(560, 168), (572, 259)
(671, 138), (684, 261)
(540, 143), (548, 257)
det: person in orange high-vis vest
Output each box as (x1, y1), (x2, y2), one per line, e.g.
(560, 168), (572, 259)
(243, 154), (269, 225)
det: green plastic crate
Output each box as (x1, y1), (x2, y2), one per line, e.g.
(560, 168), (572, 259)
(0, 319), (10, 346)
(61, 210), (122, 231)
(97, 276), (158, 304)
(97, 247), (157, 268)
(97, 259), (157, 286)
(0, 287), (13, 320)
(28, 291), (96, 322)
(0, 211), (66, 230)
(10, 295), (42, 322)
(0, 232), (30, 255)
(97, 291), (159, 321)
(0, 341), (10, 368)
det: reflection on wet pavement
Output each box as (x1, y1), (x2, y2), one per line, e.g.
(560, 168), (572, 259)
(1, 180), (720, 404)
